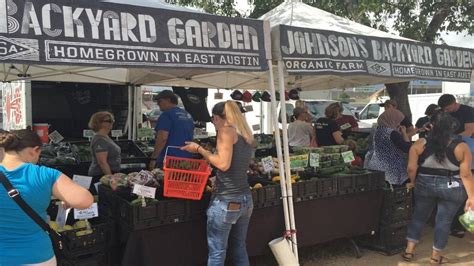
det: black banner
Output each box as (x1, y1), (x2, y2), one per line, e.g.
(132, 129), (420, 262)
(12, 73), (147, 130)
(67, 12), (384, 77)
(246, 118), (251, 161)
(0, 0), (268, 71)
(279, 25), (473, 82)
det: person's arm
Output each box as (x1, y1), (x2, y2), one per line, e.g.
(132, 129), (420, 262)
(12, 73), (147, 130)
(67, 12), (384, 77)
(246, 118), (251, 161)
(454, 143), (474, 210)
(407, 139), (423, 184)
(96, 152), (112, 175)
(52, 174), (93, 210)
(390, 131), (411, 153)
(332, 131), (344, 144)
(182, 127), (235, 171)
(459, 122), (474, 137)
(148, 130), (169, 170)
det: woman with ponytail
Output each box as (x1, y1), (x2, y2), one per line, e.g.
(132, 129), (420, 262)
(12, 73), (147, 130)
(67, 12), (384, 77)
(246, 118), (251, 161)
(0, 130), (93, 266)
(182, 101), (255, 266)
(403, 112), (474, 264)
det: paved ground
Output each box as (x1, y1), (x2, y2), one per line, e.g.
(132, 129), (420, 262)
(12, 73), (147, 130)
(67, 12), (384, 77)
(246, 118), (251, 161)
(251, 228), (474, 265)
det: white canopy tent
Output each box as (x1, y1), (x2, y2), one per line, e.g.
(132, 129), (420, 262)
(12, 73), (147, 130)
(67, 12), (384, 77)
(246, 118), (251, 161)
(260, 1), (473, 262)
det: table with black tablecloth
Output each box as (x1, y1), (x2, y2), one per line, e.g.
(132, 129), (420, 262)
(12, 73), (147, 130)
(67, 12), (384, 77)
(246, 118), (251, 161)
(120, 190), (383, 266)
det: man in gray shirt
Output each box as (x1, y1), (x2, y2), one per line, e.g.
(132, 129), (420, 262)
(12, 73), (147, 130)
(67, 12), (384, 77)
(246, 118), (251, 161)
(288, 107), (315, 147)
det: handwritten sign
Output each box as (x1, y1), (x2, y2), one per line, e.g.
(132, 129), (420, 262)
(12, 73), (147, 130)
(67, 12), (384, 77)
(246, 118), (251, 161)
(73, 175), (93, 189)
(83, 130), (95, 138)
(289, 154), (309, 169)
(309, 153), (320, 167)
(214, 92), (223, 100)
(133, 184), (157, 199)
(261, 156), (274, 173)
(74, 203), (99, 220)
(111, 130), (123, 138)
(48, 130), (64, 143)
(341, 151), (355, 163)
(252, 124), (261, 131)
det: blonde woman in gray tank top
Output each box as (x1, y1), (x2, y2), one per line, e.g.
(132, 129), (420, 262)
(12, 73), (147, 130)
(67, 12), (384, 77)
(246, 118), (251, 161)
(182, 101), (255, 266)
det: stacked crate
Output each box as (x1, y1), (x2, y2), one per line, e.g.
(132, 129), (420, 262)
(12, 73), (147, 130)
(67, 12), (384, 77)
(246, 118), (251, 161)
(358, 185), (413, 255)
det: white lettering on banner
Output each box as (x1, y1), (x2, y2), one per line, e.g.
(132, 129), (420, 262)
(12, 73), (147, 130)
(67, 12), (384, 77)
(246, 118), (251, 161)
(168, 18), (258, 50)
(0, 2), (158, 43)
(74, 203), (99, 220)
(435, 48), (474, 68)
(371, 40), (433, 65)
(133, 184), (156, 198)
(281, 30), (369, 58)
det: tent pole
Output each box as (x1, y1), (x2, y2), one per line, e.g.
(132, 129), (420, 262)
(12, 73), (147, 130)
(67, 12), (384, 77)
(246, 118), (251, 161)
(127, 85), (133, 140)
(266, 59), (291, 237)
(132, 85), (138, 140)
(277, 60), (299, 262)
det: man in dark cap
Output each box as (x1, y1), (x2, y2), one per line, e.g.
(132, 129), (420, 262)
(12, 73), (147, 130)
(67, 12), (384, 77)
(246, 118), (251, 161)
(148, 90), (194, 169)
(415, 104), (439, 138)
(438, 94), (474, 137)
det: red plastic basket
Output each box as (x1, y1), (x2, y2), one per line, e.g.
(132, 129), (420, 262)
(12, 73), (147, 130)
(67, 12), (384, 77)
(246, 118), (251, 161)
(163, 150), (211, 200)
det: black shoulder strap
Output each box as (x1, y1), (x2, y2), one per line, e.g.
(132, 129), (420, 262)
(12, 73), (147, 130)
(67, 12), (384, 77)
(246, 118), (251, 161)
(446, 139), (463, 167)
(0, 171), (62, 247)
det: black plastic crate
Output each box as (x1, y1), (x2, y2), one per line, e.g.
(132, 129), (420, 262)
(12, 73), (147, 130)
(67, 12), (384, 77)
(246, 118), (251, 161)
(291, 181), (304, 202)
(187, 193), (211, 220)
(260, 184), (282, 207)
(118, 196), (188, 230)
(302, 178), (319, 199)
(357, 222), (408, 256)
(98, 185), (121, 218)
(58, 252), (107, 266)
(369, 170), (386, 190)
(317, 177), (338, 197)
(55, 220), (110, 259)
(338, 175), (356, 194)
(381, 187), (413, 225)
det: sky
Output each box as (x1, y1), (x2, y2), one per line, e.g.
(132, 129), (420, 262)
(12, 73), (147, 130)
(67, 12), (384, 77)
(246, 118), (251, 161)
(233, 0), (473, 49)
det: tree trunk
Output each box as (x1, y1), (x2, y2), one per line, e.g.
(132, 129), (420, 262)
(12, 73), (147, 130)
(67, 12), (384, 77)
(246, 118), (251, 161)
(385, 81), (412, 121)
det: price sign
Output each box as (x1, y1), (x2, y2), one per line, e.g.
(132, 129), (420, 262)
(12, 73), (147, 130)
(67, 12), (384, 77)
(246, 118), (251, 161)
(133, 184), (157, 199)
(244, 105), (253, 112)
(214, 92), (223, 100)
(261, 156), (274, 173)
(48, 130), (64, 143)
(83, 130), (95, 138)
(111, 130), (123, 138)
(289, 154), (309, 169)
(340, 123), (352, 130)
(73, 175), (93, 189)
(341, 151), (355, 163)
(74, 203), (99, 220)
(252, 124), (261, 131)
(309, 153), (320, 167)
(137, 128), (154, 139)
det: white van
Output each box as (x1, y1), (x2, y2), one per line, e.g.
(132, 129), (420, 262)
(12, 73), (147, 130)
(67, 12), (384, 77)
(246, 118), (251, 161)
(356, 94), (442, 128)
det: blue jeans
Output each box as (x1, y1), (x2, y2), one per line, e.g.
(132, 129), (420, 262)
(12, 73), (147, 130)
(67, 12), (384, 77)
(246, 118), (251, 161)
(207, 193), (253, 266)
(407, 174), (467, 251)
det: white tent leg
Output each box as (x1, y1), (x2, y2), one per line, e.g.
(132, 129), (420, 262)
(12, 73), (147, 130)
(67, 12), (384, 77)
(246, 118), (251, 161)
(277, 60), (299, 262)
(267, 59), (291, 237)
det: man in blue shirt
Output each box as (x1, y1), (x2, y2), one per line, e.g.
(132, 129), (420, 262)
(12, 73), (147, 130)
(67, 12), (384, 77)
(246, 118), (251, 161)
(148, 90), (194, 169)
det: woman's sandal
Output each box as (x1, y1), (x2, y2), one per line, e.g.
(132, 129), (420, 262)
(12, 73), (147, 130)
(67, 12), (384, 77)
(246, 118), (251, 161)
(401, 251), (414, 262)
(430, 256), (449, 264)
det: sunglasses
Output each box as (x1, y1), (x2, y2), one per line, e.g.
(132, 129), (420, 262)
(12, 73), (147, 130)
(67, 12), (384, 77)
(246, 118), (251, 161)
(102, 119), (115, 123)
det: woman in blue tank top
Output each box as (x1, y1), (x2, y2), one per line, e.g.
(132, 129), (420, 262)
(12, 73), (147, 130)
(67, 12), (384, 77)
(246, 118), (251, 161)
(0, 130), (93, 265)
(182, 101), (255, 266)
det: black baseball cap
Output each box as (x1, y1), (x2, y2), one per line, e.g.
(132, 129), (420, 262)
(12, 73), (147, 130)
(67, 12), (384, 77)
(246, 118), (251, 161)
(155, 90), (177, 102)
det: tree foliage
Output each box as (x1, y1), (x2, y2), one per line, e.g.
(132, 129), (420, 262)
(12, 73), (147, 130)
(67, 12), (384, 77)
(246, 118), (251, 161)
(175, 0), (473, 119)
(175, 0), (242, 17)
